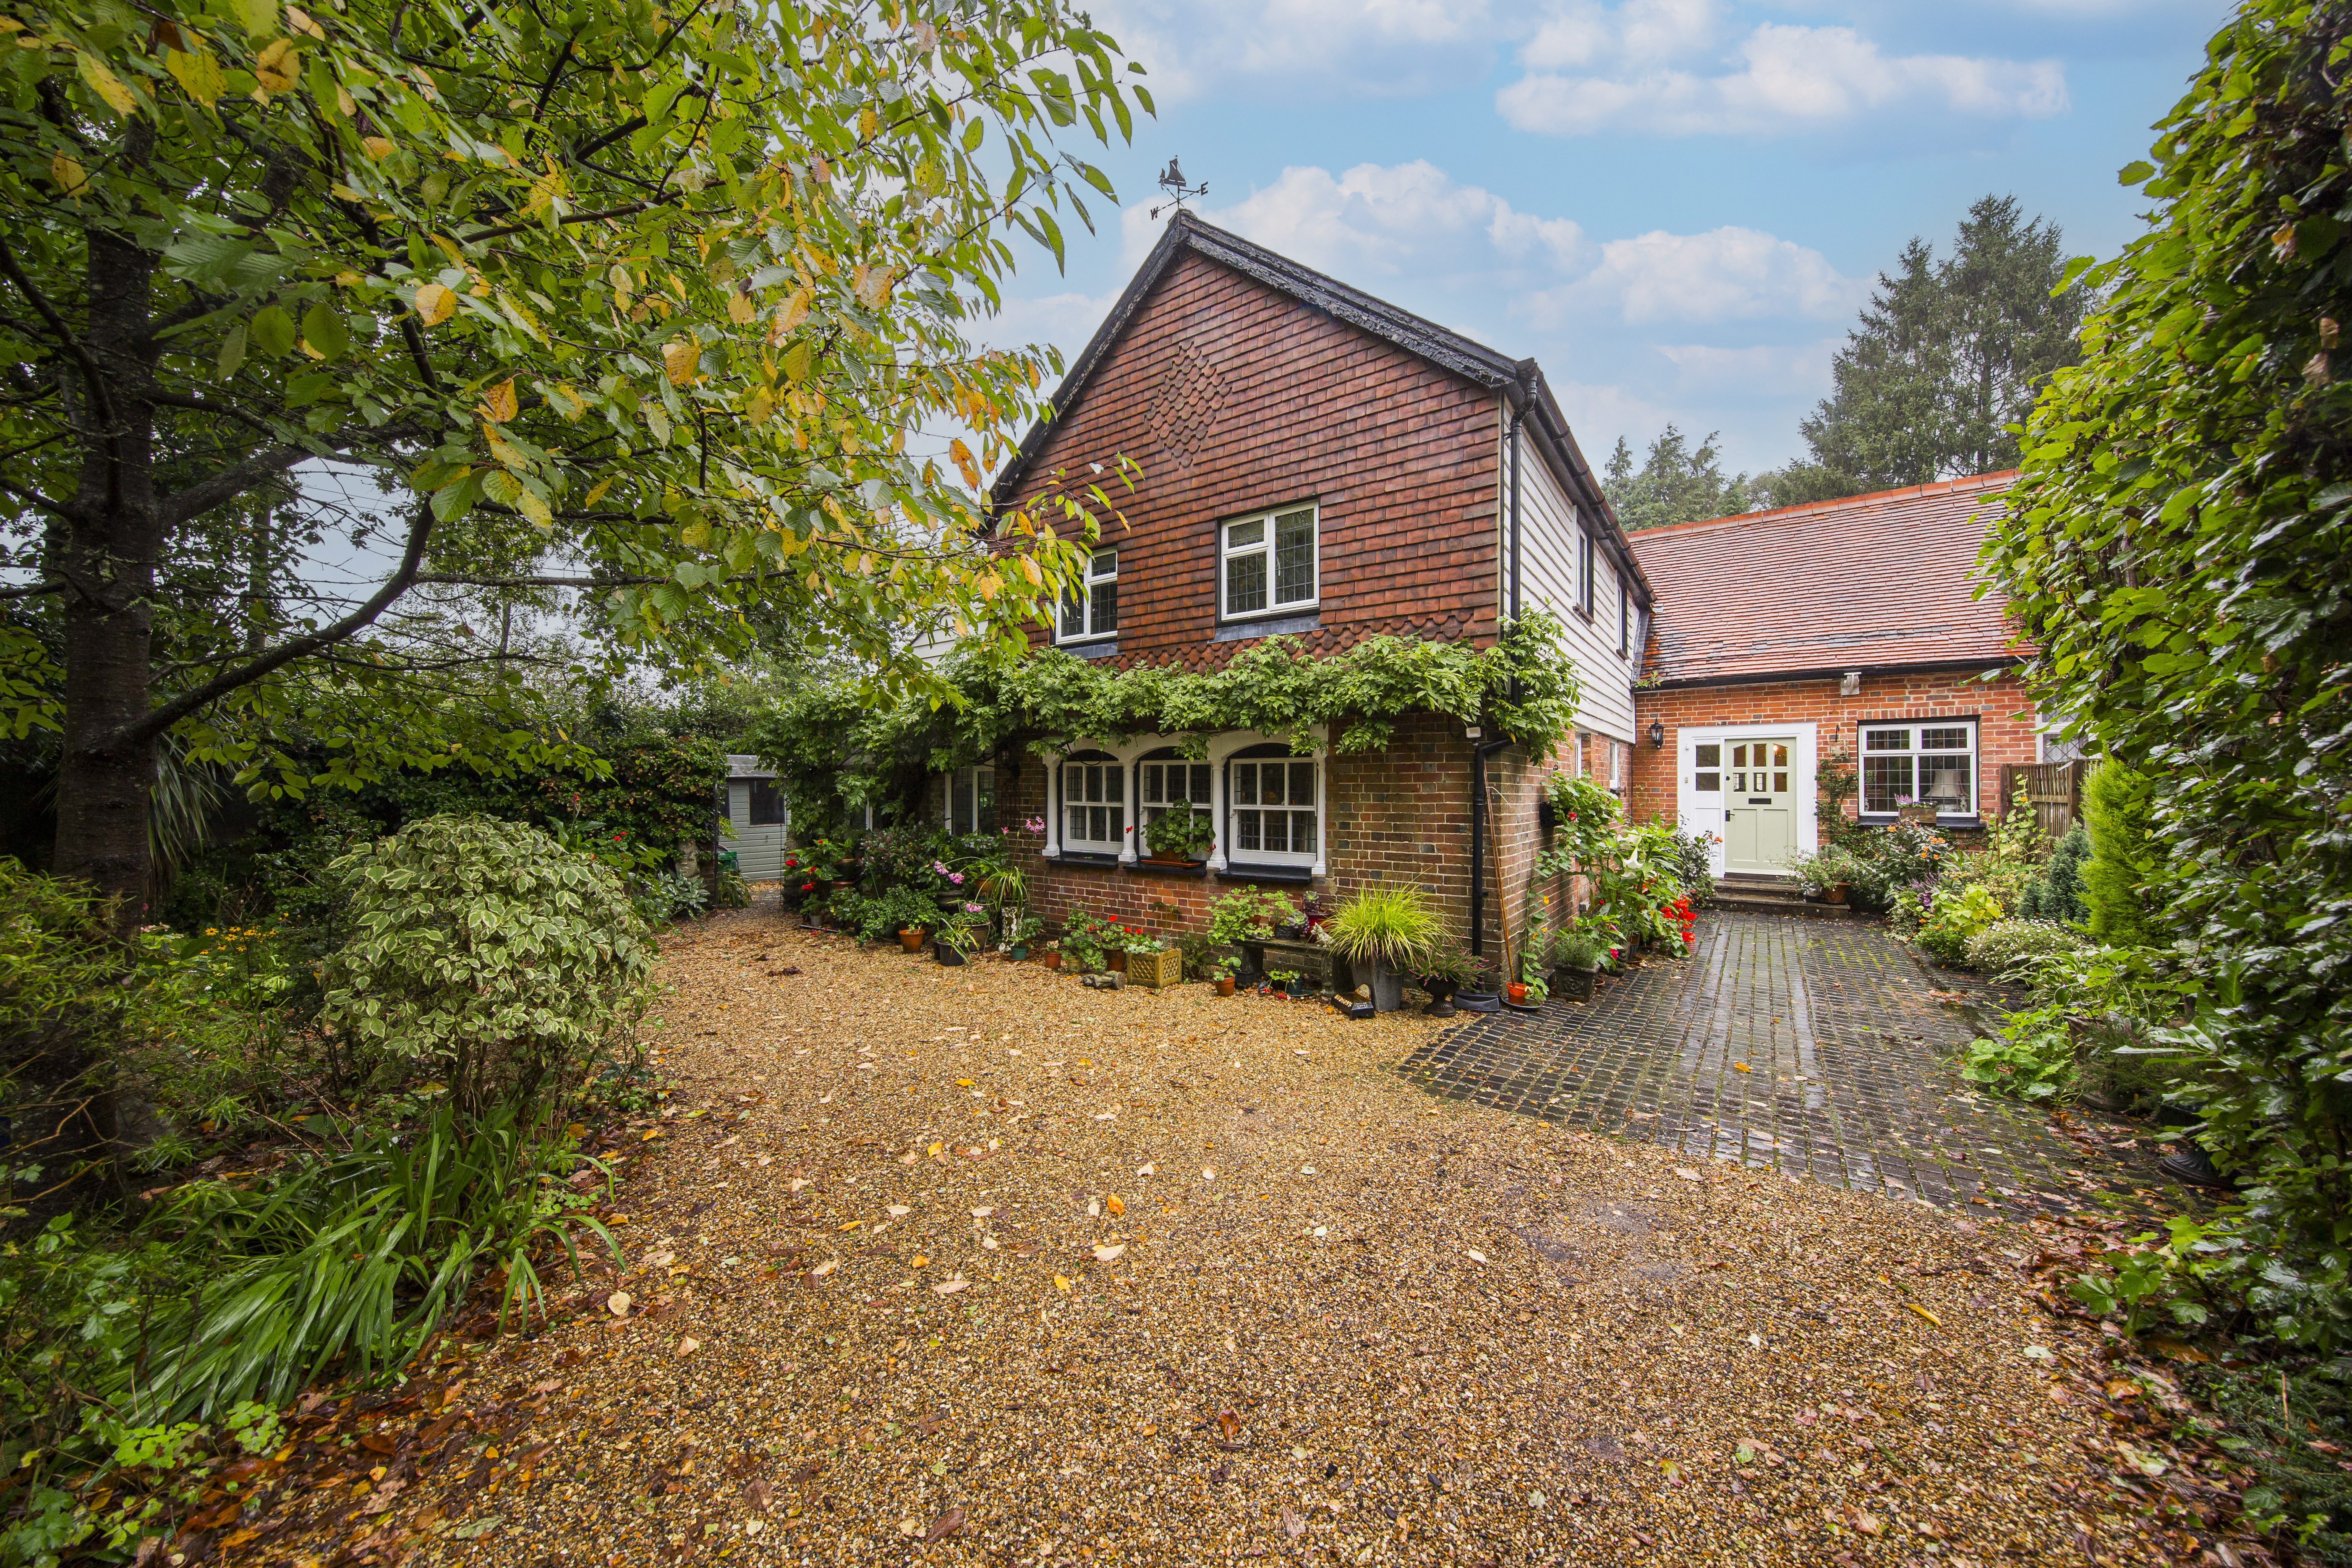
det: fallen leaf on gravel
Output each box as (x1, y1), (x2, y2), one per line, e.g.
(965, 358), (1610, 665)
(745, 1481), (772, 1513)
(607, 1291), (632, 1317)
(1283, 1505), (1305, 1539)
(888, 1205), (911, 1216)
(925, 1505), (966, 1541)
(1675, 1168), (1703, 1181)
(1906, 1303), (1944, 1328)
(971, 1206), (995, 1218)
(1465, 1249), (1488, 1264)
(359, 1432), (397, 1455)
(1854, 1510), (1883, 1536)
(836, 1220), (862, 1232)
(1054, 1275), (1071, 1291)
(910, 1255), (928, 1268)
(809, 1260), (839, 1278)
(642, 1251), (675, 1269)
(1105, 1195), (1125, 1216)
(1093, 1243), (1127, 1263)
(933, 1277), (969, 1295)
(1094, 1111), (1117, 1121)
(1137, 1163), (1156, 1176)
(1217, 1409), (1241, 1442)
(678, 1337), (701, 1355)
(788, 1179), (809, 1192)
(1202, 1168), (1215, 1181)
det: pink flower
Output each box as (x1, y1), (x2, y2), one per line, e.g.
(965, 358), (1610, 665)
(964, 902), (985, 915)
(949, 872), (964, 884)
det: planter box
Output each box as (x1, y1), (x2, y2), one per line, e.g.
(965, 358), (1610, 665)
(1128, 948), (1183, 989)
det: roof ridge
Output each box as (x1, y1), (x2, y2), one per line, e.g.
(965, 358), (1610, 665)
(1627, 471), (2019, 544)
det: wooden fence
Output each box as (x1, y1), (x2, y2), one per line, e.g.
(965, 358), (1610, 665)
(2000, 759), (2093, 841)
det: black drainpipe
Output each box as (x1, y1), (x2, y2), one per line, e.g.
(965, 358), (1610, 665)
(1472, 387), (1533, 962)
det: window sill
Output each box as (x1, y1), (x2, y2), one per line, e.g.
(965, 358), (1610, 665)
(1055, 850), (1123, 867)
(1859, 815), (1981, 831)
(1220, 862), (1315, 884)
(1055, 638), (1120, 661)
(1128, 858), (1209, 878)
(1215, 609), (1320, 641)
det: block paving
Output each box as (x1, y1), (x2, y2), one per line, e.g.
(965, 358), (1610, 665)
(1401, 909), (2193, 1216)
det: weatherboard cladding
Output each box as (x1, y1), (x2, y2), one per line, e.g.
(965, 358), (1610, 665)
(1627, 472), (2026, 687)
(992, 244), (1502, 669)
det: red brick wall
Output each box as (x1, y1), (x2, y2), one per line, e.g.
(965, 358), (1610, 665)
(1626, 668), (2042, 829)
(996, 248), (1504, 668)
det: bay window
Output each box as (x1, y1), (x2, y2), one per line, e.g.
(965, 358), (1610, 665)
(1221, 504), (1318, 619)
(1861, 721), (1978, 818)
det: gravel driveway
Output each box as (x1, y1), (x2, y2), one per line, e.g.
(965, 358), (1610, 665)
(256, 902), (2187, 1568)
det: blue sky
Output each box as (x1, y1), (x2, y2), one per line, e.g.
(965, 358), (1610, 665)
(979, 0), (2223, 479)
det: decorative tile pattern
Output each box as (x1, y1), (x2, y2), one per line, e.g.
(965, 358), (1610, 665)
(1399, 912), (2187, 1215)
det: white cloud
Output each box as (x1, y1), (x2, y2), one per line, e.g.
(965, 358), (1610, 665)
(1193, 161), (1589, 283)
(1498, 15), (2068, 136)
(1653, 337), (1839, 394)
(1524, 225), (1858, 326)
(1088, 0), (1506, 102)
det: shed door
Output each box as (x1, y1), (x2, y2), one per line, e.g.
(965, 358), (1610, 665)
(1721, 739), (1796, 875)
(725, 779), (789, 880)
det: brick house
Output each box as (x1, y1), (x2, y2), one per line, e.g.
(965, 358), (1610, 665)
(1623, 473), (2047, 878)
(922, 211), (1653, 962)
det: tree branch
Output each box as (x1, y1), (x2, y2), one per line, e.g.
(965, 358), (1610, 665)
(149, 390), (284, 439)
(158, 444), (313, 528)
(0, 579), (65, 601)
(0, 472), (82, 522)
(121, 503), (437, 750)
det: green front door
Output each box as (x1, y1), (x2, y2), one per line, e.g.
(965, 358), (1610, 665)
(1722, 738), (1797, 875)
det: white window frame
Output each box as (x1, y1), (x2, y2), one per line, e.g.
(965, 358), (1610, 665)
(1226, 753), (1321, 870)
(1859, 720), (1980, 821)
(1576, 528), (1595, 617)
(1608, 737), (1622, 794)
(1676, 722), (1821, 878)
(1616, 579), (1629, 656)
(1138, 759), (1214, 832)
(1038, 728), (1327, 875)
(1057, 549), (1119, 643)
(1218, 502), (1319, 622)
(1058, 756), (1125, 853)
(943, 764), (995, 836)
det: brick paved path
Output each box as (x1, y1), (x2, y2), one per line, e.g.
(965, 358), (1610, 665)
(1400, 911), (2188, 1215)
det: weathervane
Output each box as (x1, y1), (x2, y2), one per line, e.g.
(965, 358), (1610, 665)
(1149, 156), (1207, 219)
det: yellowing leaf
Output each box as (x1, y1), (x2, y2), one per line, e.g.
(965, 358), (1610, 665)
(285, 5), (325, 37)
(230, 0), (277, 35)
(727, 291), (756, 325)
(512, 486), (551, 530)
(76, 51), (141, 116)
(782, 341), (811, 384)
(252, 38), (300, 97)
(165, 47), (226, 105)
(662, 340), (698, 387)
(485, 428), (527, 472)
(852, 264), (893, 308)
(747, 389), (775, 426)
(949, 438), (980, 490)
(1053, 1275), (1071, 1292)
(1104, 1195), (1124, 1217)
(836, 1220), (862, 1232)
(548, 382), (585, 420)
(777, 287), (811, 332)
(931, 1277), (968, 1295)
(361, 135), (397, 160)
(1091, 1243), (1126, 1263)
(1905, 1302), (1944, 1328)
(335, 84), (355, 116)
(809, 1259), (839, 1278)
(1021, 556), (1042, 585)
(478, 377), (518, 423)
(977, 571), (1001, 602)
(583, 476), (614, 507)
(49, 154), (86, 198)
(606, 1290), (632, 1316)
(413, 282), (456, 325)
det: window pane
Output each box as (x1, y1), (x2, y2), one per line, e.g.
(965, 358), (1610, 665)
(1189, 764), (1212, 803)
(1142, 763), (1163, 805)
(1091, 579), (1118, 635)
(1730, 743), (1746, 767)
(1695, 744), (1720, 768)
(953, 769), (973, 834)
(1696, 772), (1720, 792)
(1920, 727), (1970, 751)
(1863, 755), (1915, 813)
(1092, 549), (1118, 580)
(1261, 766), (1286, 807)
(1730, 770), (1746, 792)
(975, 768), (996, 835)
(1092, 805), (1110, 842)
(1864, 728), (1910, 752)
(1264, 813), (1288, 854)
(1288, 761), (1315, 805)
(1772, 771), (1789, 792)
(1771, 744), (1789, 767)
(1291, 810), (1317, 855)
(1060, 593), (1082, 638)
(1226, 519), (1265, 549)
(1227, 551), (1267, 615)
(1236, 810), (1261, 851)
(1275, 510), (1315, 604)
(1106, 767), (1124, 803)
(1082, 765), (1101, 804)
(747, 780), (786, 826)
(1923, 756), (1973, 813)
(1233, 765), (1257, 805)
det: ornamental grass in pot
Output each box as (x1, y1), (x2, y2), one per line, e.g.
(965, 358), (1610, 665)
(1415, 945), (1477, 1017)
(1320, 885), (1442, 1013)
(1549, 928), (1604, 1002)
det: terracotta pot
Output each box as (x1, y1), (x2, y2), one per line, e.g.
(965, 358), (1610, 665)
(899, 928), (925, 952)
(1825, 883), (1850, 907)
(1043, 951), (1064, 971)
(1107, 950), (1127, 973)
(1215, 976), (1235, 997)
(1506, 981), (1529, 1006)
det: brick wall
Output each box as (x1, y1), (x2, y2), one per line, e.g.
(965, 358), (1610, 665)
(996, 247), (1504, 668)
(1626, 667), (2042, 829)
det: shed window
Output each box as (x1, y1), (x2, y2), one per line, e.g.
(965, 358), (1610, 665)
(747, 779), (786, 826)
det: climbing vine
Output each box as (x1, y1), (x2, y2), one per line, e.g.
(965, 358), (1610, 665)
(750, 612), (1583, 834)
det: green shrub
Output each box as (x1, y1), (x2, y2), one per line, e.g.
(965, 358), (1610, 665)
(1916, 883), (2006, 966)
(320, 815), (655, 1116)
(1206, 888), (1298, 947)
(2082, 765), (2158, 947)
(2187, 1365), (2352, 1561)
(1963, 918), (2088, 978)
(1322, 886), (1442, 972)
(2018, 821), (2089, 923)
(1960, 1004), (2075, 1101)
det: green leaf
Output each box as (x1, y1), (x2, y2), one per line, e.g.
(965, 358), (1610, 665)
(230, 0), (277, 35)
(2117, 160), (2155, 186)
(248, 305), (296, 358)
(216, 321), (248, 379)
(301, 301), (349, 361)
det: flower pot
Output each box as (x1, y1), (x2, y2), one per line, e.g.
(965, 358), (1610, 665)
(1273, 922), (1304, 941)
(1366, 958), (1404, 1014)
(1129, 948), (1184, 989)
(1824, 883), (1850, 907)
(1897, 804), (1939, 828)
(1553, 964), (1597, 1003)
(936, 946), (967, 967)
(899, 928), (925, 952)
(1215, 976), (1236, 997)
(1419, 977), (1458, 1018)
(1042, 950), (1064, 970)
(1506, 981), (1529, 1006)
(1107, 950), (1127, 973)
(1006, 946), (1030, 962)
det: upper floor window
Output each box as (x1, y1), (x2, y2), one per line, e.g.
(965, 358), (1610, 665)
(1222, 504), (1318, 620)
(1228, 750), (1318, 866)
(1617, 580), (1629, 656)
(1061, 753), (1124, 852)
(1861, 721), (1978, 818)
(948, 765), (995, 836)
(1058, 550), (1119, 642)
(1577, 528), (1595, 616)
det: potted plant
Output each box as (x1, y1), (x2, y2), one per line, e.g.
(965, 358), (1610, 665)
(1267, 967), (1304, 998)
(1003, 912), (1044, 961)
(1213, 954), (1241, 997)
(1123, 930), (1184, 989)
(935, 903), (988, 966)
(1141, 803), (1215, 865)
(899, 924), (926, 952)
(1416, 945), (1477, 1017)
(1896, 797), (1940, 828)
(1059, 907), (1113, 973)
(1041, 941), (1064, 971)
(1452, 954), (1501, 1013)
(1549, 928), (1604, 1002)
(1320, 885), (1442, 1013)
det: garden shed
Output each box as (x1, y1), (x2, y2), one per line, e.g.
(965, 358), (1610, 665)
(723, 755), (788, 881)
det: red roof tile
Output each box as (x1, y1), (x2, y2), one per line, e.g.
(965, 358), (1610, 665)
(1628, 472), (2024, 685)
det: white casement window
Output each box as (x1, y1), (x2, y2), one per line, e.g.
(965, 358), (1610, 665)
(1061, 755), (1124, 851)
(1058, 550), (1119, 642)
(1861, 721), (1979, 818)
(1577, 528), (1595, 616)
(1617, 580), (1629, 656)
(1139, 759), (1212, 828)
(1228, 755), (1318, 866)
(1221, 504), (1318, 620)
(946, 765), (995, 836)
(1608, 739), (1622, 793)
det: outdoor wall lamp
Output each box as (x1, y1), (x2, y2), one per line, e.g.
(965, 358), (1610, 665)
(1647, 719), (1665, 750)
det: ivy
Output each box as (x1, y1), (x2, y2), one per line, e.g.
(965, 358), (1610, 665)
(753, 612), (1583, 834)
